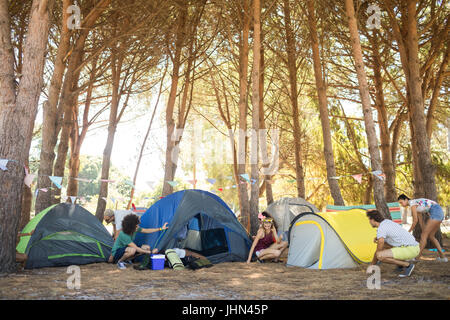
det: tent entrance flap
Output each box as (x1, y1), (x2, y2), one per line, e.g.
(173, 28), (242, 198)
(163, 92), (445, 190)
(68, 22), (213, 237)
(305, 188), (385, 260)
(288, 221), (324, 269)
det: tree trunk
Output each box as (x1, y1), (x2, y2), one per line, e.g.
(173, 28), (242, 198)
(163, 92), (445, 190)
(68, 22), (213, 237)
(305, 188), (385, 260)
(344, 0), (390, 218)
(306, 0), (344, 205)
(371, 32), (397, 202)
(161, 4), (187, 197)
(95, 48), (124, 222)
(282, 0), (305, 199)
(258, 25), (273, 206)
(404, 0), (437, 201)
(35, 0), (70, 213)
(0, 0), (53, 273)
(249, 0), (261, 236)
(237, 0), (251, 232)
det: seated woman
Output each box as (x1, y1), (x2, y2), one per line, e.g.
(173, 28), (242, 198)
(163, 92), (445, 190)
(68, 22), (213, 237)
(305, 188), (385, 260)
(255, 211), (289, 261)
(247, 217), (284, 263)
(108, 213), (168, 269)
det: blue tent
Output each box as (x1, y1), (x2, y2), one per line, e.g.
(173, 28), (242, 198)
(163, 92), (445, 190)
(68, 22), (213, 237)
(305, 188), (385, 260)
(134, 190), (252, 263)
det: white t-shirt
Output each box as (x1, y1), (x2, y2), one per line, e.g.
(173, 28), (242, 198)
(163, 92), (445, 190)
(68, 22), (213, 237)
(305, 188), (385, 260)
(409, 198), (437, 213)
(377, 219), (418, 247)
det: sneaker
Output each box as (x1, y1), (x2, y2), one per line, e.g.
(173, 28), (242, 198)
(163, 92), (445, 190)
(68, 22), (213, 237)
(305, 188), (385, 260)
(117, 261), (127, 270)
(123, 260), (133, 265)
(436, 257), (448, 262)
(399, 263), (415, 277)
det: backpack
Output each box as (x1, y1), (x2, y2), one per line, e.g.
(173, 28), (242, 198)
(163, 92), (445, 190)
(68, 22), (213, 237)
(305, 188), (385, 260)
(165, 249), (185, 270)
(186, 257), (213, 270)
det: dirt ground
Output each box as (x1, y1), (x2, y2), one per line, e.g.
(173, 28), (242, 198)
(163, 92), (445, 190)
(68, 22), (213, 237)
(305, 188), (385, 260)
(1, 238), (449, 300)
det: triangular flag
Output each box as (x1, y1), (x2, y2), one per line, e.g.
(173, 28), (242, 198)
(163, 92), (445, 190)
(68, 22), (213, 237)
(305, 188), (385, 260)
(167, 181), (179, 187)
(226, 176), (233, 180)
(124, 180), (135, 188)
(146, 181), (155, 188)
(287, 179), (296, 183)
(0, 159), (9, 171)
(110, 197), (116, 204)
(218, 188), (223, 192)
(49, 176), (63, 189)
(40, 188), (48, 192)
(329, 176), (341, 180)
(24, 173), (36, 188)
(232, 185), (236, 188)
(352, 174), (363, 184)
(61, 195), (67, 202)
(34, 189), (39, 197)
(69, 196), (77, 203)
(206, 178), (216, 185)
(102, 197), (108, 202)
(100, 179), (115, 183)
(240, 174), (250, 183)
(251, 179), (257, 185)
(187, 179), (197, 185)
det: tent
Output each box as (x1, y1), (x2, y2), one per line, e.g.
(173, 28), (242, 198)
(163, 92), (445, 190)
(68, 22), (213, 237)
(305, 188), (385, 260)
(326, 202), (403, 223)
(264, 197), (319, 233)
(287, 208), (377, 269)
(134, 190), (252, 264)
(17, 203), (114, 269)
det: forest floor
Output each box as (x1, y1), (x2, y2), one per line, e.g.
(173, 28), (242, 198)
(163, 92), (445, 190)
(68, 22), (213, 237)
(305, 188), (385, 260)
(1, 237), (449, 300)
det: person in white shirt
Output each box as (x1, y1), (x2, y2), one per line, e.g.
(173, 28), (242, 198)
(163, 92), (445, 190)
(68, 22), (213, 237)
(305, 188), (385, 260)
(367, 210), (419, 277)
(398, 194), (447, 262)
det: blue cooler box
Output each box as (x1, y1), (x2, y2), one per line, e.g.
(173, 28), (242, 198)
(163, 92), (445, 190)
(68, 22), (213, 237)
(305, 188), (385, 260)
(151, 254), (165, 270)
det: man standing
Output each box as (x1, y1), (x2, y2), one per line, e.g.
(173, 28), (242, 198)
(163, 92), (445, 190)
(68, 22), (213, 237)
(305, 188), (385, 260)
(366, 210), (419, 277)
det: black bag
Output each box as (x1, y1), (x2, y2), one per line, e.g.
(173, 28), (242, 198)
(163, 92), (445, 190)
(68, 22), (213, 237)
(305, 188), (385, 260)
(186, 257), (213, 270)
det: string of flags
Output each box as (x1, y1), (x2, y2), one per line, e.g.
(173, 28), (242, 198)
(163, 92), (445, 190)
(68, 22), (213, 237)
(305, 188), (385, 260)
(1, 157), (387, 205)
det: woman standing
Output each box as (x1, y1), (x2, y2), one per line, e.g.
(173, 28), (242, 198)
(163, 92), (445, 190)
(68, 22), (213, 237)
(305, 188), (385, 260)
(247, 218), (282, 263)
(398, 194), (447, 262)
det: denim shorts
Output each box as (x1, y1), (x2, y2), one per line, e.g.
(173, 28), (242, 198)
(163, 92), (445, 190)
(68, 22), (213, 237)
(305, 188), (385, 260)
(429, 204), (444, 221)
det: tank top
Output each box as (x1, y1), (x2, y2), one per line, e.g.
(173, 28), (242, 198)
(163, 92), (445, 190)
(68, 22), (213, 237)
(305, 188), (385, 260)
(255, 230), (275, 252)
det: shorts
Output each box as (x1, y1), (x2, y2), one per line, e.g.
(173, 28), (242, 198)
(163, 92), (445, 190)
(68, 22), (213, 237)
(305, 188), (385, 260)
(112, 247), (127, 263)
(391, 245), (420, 261)
(429, 204), (444, 221)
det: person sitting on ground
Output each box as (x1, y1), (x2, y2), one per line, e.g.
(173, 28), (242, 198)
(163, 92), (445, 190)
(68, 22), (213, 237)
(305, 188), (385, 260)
(108, 213), (169, 269)
(16, 229), (34, 266)
(246, 217), (283, 263)
(103, 209), (117, 239)
(397, 194), (447, 262)
(255, 211), (289, 261)
(367, 209), (419, 277)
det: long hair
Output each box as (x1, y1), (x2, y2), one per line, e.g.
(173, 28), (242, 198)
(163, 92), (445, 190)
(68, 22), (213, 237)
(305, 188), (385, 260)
(260, 211), (278, 230)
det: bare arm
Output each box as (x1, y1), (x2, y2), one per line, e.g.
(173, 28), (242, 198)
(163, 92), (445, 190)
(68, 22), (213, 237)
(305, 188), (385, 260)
(409, 206), (419, 233)
(127, 242), (151, 254)
(247, 230), (264, 263)
(371, 237), (385, 265)
(141, 222), (169, 234)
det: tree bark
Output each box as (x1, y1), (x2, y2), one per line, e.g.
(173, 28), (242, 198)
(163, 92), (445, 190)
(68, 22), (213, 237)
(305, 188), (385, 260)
(306, 0), (344, 205)
(0, 0), (53, 273)
(404, 0), (437, 201)
(237, 0), (251, 232)
(161, 4), (187, 197)
(34, 0), (71, 213)
(249, 0), (261, 236)
(282, 0), (305, 199)
(344, 0), (390, 218)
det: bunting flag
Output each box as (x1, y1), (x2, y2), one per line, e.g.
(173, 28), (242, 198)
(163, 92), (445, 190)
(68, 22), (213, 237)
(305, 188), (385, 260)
(102, 197), (108, 202)
(240, 174), (250, 183)
(206, 178), (216, 185)
(24, 173), (36, 188)
(287, 179), (296, 183)
(251, 179), (257, 185)
(100, 179), (115, 183)
(372, 170), (385, 181)
(110, 197), (116, 204)
(49, 176), (63, 189)
(40, 188), (48, 192)
(69, 196), (77, 204)
(218, 188), (223, 192)
(329, 176), (341, 180)
(352, 174), (363, 184)
(167, 181), (179, 187)
(0, 159), (9, 171)
(226, 176), (233, 180)
(146, 181), (155, 188)
(124, 180), (136, 188)
(187, 179), (197, 185)
(73, 177), (92, 182)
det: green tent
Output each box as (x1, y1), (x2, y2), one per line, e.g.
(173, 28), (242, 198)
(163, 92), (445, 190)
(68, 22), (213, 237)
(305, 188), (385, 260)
(17, 203), (114, 269)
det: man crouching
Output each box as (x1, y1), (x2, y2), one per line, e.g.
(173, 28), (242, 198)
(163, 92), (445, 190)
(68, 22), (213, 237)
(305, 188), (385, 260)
(366, 210), (419, 278)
